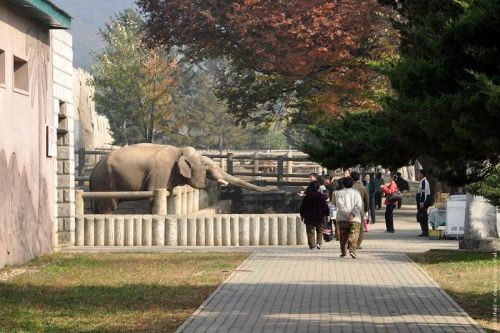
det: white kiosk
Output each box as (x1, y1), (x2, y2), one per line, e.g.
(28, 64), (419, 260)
(445, 194), (466, 238)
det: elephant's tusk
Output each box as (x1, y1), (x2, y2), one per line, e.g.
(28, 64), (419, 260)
(217, 179), (229, 186)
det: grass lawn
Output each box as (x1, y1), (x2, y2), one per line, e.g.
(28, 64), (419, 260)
(0, 252), (249, 332)
(409, 250), (499, 333)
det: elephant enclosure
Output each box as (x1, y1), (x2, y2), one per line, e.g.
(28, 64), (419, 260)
(75, 148), (326, 190)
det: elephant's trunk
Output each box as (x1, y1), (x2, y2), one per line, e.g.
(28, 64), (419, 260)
(220, 172), (277, 192)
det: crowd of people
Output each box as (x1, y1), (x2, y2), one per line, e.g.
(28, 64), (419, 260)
(299, 169), (431, 258)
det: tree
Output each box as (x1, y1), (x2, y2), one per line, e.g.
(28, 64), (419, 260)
(92, 9), (179, 144)
(156, 59), (287, 151)
(307, 0), (500, 201)
(468, 166), (500, 207)
(162, 60), (252, 150)
(138, 0), (395, 127)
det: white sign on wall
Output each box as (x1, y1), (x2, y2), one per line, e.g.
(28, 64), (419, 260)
(46, 125), (57, 157)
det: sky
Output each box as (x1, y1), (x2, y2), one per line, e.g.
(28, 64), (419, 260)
(52, 0), (137, 69)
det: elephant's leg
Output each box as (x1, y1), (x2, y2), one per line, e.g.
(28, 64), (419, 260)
(93, 198), (118, 214)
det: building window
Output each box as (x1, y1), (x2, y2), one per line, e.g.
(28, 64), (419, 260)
(0, 49), (5, 86)
(13, 56), (28, 92)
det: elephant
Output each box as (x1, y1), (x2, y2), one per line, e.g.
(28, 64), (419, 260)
(89, 143), (276, 213)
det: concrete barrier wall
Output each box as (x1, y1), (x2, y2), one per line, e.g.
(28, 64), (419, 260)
(162, 182), (220, 215)
(75, 214), (306, 246)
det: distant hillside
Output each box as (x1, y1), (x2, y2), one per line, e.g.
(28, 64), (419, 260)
(52, 0), (137, 70)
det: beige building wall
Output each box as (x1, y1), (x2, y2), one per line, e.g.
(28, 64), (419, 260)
(0, 3), (55, 267)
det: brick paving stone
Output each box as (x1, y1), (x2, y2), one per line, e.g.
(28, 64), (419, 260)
(176, 207), (486, 333)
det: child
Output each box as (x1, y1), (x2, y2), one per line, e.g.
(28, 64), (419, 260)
(327, 194), (338, 241)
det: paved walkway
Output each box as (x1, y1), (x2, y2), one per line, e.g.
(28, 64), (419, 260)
(176, 207), (484, 333)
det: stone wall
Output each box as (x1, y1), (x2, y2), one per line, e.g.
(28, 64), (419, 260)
(51, 29), (76, 248)
(73, 68), (113, 150)
(75, 214), (306, 246)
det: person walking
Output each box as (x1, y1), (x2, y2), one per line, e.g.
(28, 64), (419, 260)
(298, 173), (319, 197)
(365, 173), (377, 224)
(332, 177), (362, 258)
(351, 171), (369, 249)
(335, 168), (350, 190)
(373, 172), (384, 210)
(416, 169), (431, 237)
(324, 176), (335, 200)
(381, 175), (398, 233)
(395, 172), (410, 209)
(318, 175), (327, 193)
(300, 180), (330, 249)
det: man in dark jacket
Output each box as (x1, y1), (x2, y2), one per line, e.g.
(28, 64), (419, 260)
(416, 169), (432, 237)
(298, 173), (318, 197)
(300, 180), (330, 249)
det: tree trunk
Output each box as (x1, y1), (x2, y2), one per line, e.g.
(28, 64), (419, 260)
(460, 193), (499, 251)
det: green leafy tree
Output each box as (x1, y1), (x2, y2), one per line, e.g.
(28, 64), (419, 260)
(92, 9), (179, 144)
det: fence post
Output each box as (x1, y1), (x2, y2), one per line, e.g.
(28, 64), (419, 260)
(227, 153), (234, 175)
(75, 190), (84, 215)
(78, 148), (85, 187)
(286, 150), (293, 181)
(277, 156), (284, 183)
(253, 151), (259, 180)
(174, 187), (182, 215)
(187, 187), (194, 213)
(181, 186), (188, 215)
(151, 188), (167, 215)
(193, 189), (199, 212)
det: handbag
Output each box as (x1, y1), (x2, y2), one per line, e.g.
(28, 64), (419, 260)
(363, 217), (369, 232)
(322, 219), (333, 242)
(387, 191), (402, 203)
(321, 226), (333, 242)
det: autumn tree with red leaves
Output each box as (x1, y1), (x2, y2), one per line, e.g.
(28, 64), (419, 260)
(138, 0), (396, 126)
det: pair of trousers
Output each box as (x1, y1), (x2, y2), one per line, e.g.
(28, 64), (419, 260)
(417, 205), (429, 235)
(385, 204), (395, 232)
(369, 196), (376, 222)
(375, 192), (382, 209)
(306, 224), (323, 249)
(358, 218), (364, 247)
(339, 221), (360, 255)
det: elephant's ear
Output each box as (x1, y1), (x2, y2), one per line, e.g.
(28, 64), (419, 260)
(178, 155), (192, 179)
